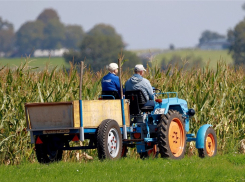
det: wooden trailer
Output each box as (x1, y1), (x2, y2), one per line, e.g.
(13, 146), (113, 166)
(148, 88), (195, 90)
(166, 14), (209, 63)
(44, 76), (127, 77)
(25, 99), (130, 163)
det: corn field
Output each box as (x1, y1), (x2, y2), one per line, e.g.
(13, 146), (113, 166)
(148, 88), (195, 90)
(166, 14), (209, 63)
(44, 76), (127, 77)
(0, 59), (245, 165)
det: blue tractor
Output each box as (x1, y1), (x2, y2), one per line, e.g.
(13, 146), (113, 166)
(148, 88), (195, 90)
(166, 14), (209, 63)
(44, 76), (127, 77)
(120, 89), (217, 159)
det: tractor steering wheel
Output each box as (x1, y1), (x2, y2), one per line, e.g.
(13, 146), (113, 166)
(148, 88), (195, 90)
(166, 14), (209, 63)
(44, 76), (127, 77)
(153, 88), (162, 95)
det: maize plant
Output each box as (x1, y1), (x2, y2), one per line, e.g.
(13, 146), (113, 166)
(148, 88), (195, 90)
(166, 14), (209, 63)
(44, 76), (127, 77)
(0, 59), (244, 164)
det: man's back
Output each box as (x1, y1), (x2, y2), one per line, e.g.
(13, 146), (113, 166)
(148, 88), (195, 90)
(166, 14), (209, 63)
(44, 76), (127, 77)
(125, 74), (154, 100)
(102, 72), (120, 94)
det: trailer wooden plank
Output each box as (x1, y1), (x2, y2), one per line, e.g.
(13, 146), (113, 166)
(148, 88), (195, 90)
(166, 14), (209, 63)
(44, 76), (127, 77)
(25, 101), (73, 107)
(73, 100), (130, 127)
(27, 104), (73, 129)
(26, 99), (130, 130)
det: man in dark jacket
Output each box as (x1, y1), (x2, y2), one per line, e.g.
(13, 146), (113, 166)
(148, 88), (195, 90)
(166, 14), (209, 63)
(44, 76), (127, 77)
(101, 63), (121, 98)
(125, 64), (154, 101)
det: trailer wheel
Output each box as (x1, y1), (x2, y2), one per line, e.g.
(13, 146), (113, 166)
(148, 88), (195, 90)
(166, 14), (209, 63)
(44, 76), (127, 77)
(35, 135), (63, 164)
(198, 127), (217, 158)
(157, 110), (186, 159)
(97, 119), (122, 160)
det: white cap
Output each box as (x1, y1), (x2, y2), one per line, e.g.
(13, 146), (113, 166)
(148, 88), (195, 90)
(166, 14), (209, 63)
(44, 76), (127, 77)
(107, 63), (119, 71)
(134, 64), (146, 72)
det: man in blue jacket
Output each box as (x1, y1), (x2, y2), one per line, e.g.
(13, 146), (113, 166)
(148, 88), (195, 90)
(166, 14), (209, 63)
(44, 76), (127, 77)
(101, 63), (121, 98)
(125, 64), (154, 101)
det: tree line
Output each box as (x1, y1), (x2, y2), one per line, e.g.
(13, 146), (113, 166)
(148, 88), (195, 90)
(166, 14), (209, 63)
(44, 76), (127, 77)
(0, 9), (141, 71)
(1, 9), (85, 57)
(1, 7), (245, 69)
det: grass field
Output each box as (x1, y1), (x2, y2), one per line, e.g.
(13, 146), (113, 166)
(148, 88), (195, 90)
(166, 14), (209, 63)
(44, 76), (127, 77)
(145, 49), (233, 69)
(0, 49), (233, 70)
(0, 154), (245, 181)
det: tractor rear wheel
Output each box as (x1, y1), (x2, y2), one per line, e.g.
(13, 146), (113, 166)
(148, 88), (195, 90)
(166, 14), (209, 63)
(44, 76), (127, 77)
(198, 127), (217, 158)
(97, 119), (122, 160)
(157, 110), (186, 159)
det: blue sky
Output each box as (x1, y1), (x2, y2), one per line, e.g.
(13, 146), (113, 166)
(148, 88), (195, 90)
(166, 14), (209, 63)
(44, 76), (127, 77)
(0, 0), (244, 50)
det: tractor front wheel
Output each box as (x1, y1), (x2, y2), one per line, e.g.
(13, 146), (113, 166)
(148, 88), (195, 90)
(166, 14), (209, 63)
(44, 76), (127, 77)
(157, 110), (186, 159)
(198, 127), (217, 158)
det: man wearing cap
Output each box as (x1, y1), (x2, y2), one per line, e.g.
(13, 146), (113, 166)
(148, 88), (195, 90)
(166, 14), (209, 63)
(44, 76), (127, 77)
(101, 63), (121, 98)
(125, 64), (154, 101)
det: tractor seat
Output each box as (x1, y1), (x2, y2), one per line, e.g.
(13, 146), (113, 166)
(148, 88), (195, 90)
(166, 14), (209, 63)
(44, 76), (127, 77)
(101, 91), (120, 99)
(141, 100), (155, 112)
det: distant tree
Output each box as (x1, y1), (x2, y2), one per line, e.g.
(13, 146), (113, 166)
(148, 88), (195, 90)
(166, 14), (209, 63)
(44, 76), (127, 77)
(199, 30), (226, 44)
(227, 19), (245, 66)
(88, 24), (118, 36)
(122, 51), (142, 70)
(64, 25), (85, 49)
(169, 44), (175, 50)
(37, 9), (65, 49)
(15, 8), (69, 56)
(42, 19), (65, 49)
(37, 9), (60, 24)
(242, 3), (245, 11)
(0, 17), (15, 55)
(16, 21), (44, 55)
(64, 24), (127, 71)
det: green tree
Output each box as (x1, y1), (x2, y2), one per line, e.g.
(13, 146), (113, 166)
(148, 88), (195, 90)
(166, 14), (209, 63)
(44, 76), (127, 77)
(15, 8), (69, 56)
(36, 8), (60, 24)
(16, 20), (44, 55)
(37, 9), (65, 49)
(228, 19), (245, 66)
(64, 25), (85, 49)
(122, 51), (142, 70)
(80, 25), (124, 71)
(0, 17), (15, 56)
(199, 30), (225, 44)
(64, 24), (140, 71)
(42, 19), (65, 49)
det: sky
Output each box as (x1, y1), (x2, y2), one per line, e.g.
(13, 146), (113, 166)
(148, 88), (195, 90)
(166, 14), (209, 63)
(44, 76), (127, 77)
(0, 0), (244, 50)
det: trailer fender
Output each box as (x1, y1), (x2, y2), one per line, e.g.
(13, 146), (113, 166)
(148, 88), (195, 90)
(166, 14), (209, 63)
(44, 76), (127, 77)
(196, 124), (212, 149)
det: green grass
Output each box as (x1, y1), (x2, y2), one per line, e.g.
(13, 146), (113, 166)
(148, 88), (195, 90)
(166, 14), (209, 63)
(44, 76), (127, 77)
(149, 49), (233, 69)
(0, 49), (233, 70)
(0, 57), (69, 70)
(0, 154), (245, 181)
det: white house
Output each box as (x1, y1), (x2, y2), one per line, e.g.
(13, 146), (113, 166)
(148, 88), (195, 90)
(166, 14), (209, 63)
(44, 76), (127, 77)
(33, 48), (69, 57)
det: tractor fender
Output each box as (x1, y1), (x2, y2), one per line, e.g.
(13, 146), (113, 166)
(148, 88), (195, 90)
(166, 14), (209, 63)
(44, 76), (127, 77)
(196, 124), (212, 149)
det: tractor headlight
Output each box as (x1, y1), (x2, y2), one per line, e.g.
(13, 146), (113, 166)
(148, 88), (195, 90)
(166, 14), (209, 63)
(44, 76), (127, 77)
(187, 108), (195, 117)
(154, 108), (165, 114)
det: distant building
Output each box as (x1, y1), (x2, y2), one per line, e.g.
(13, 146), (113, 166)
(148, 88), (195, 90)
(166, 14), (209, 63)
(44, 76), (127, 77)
(198, 38), (231, 50)
(33, 48), (68, 57)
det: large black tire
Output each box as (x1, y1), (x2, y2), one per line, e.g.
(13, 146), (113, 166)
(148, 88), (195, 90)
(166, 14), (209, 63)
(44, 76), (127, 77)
(157, 110), (186, 159)
(35, 135), (63, 164)
(198, 127), (217, 158)
(97, 119), (122, 160)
